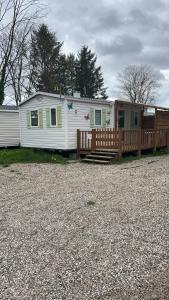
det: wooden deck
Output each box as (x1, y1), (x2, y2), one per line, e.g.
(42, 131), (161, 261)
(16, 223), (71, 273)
(77, 128), (169, 158)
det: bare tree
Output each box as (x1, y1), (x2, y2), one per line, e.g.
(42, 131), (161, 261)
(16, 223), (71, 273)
(0, 0), (41, 105)
(7, 29), (28, 105)
(117, 64), (161, 104)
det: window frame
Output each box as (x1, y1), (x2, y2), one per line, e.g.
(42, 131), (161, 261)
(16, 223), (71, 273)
(94, 109), (102, 127)
(134, 111), (140, 127)
(50, 107), (57, 127)
(118, 110), (125, 129)
(30, 110), (39, 127)
(131, 111), (140, 129)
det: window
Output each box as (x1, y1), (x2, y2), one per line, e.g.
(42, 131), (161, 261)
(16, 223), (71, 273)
(51, 108), (56, 126)
(131, 111), (140, 128)
(31, 110), (38, 127)
(118, 110), (125, 128)
(134, 112), (138, 126)
(95, 109), (102, 126)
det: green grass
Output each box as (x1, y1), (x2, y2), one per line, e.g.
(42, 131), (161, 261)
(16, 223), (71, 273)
(0, 148), (66, 166)
(112, 148), (169, 165)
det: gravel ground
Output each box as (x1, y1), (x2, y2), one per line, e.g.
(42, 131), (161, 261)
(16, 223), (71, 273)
(0, 156), (169, 300)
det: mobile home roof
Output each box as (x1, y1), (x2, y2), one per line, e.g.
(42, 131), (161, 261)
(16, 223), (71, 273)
(19, 92), (113, 107)
(0, 105), (18, 112)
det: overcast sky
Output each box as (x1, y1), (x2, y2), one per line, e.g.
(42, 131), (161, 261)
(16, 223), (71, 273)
(43, 0), (169, 106)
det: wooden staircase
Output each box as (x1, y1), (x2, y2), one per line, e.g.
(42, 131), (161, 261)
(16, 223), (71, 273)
(81, 149), (119, 164)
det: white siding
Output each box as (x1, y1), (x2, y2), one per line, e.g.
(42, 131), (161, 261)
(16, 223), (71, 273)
(0, 111), (20, 147)
(67, 100), (114, 149)
(19, 95), (66, 149)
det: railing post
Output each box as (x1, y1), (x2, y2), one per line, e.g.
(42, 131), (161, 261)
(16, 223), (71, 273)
(154, 129), (157, 153)
(91, 129), (96, 151)
(137, 129), (141, 157)
(118, 129), (122, 158)
(167, 130), (169, 151)
(77, 129), (80, 159)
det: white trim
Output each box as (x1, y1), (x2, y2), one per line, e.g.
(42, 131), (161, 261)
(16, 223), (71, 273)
(94, 108), (102, 127)
(30, 110), (39, 128)
(0, 110), (19, 113)
(64, 99), (68, 149)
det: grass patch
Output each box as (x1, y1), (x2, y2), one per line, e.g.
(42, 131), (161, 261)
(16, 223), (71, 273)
(112, 148), (169, 165)
(0, 148), (66, 166)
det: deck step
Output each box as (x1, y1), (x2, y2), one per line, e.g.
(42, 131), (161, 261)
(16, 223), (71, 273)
(91, 151), (117, 157)
(87, 154), (114, 160)
(82, 158), (111, 164)
(96, 149), (119, 153)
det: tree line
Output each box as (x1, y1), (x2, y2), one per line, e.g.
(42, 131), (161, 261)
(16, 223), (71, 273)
(29, 24), (107, 101)
(0, 0), (160, 106)
(0, 0), (107, 105)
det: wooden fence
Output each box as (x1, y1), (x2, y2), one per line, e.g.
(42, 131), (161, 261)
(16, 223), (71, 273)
(77, 128), (169, 157)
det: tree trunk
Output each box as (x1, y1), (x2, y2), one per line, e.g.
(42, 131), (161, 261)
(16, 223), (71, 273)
(0, 72), (5, 105)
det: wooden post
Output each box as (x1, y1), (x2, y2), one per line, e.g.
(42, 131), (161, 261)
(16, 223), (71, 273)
(154, 108), (157, 153)
(118, 128), (122, 158)
(77, 129), (80, 159)
(141, 109), (144, 129)
(91, 129), (96, 151)
(137, 129), (141, 157)
(167, 130), (169, 151)
(154, 129), (157, 153)
(115, 101), (118, 129)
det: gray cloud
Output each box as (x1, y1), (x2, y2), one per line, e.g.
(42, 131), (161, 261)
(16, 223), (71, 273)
(92, 9), (122, 31)
(96, 34), (143, 55)
(43, 0), (169, 105)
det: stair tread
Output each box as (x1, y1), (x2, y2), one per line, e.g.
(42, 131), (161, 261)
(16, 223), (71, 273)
(82, 159), (110, 164)
(96, 149), (119, 152)
(87, 155), (114, 160)
(92, 151), (117, 156)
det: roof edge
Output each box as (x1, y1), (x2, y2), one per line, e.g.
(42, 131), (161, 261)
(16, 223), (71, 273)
(19, 92), (113, 106)
(115, 99), (169, 110)
(19, 92), (64, 106)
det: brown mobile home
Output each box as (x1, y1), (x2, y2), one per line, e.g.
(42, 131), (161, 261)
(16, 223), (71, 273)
(114, 100), (169, 130)
(78, 100), (169, 163)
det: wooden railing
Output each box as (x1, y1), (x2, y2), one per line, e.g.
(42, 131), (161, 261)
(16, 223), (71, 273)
(77, 128), (169, 158)
(77, 130), (92, 155)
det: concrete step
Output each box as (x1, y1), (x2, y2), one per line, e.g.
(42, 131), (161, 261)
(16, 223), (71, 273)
(82, 158), (111, 164)
(87, 154), (114, 160)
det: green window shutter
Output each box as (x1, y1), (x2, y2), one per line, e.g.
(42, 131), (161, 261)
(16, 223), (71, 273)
(38, 109), (43, 128)
(46, 108), (50, 128)
(102, 108), (107, 127)
(57, 106), (62, 128)
(26, 111), (31, 129)
(90, 108), (94, 128)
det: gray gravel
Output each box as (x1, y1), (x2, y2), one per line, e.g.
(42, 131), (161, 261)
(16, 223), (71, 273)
(0, 156), (169, 300)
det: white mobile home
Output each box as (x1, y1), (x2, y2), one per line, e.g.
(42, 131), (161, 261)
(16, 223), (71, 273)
(0, 106), (20, 147)
(19, 92), (147, 151)
(19, 92), (114, 150)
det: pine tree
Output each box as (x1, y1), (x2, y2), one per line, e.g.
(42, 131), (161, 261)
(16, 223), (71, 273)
(57, 54), (67, 95)
(64, 54), (77, 96)
(75, 46), (107, 99)
(30, 24), (63, 93)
